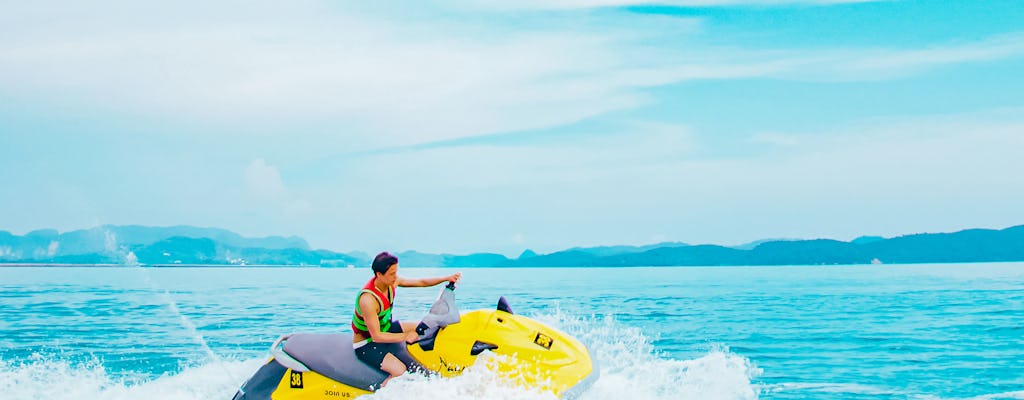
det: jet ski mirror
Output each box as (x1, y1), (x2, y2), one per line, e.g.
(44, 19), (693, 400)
(497, 296), (513, 314)
(470, 340), (499, 356)
(415, 284), (460, 351)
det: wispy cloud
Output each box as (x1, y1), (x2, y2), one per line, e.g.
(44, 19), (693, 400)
(842, 33), (1024, 75)
(2, 1), (1021, 150)
(324, 121), (696, 192)
(789, 32), (1024, 80)
(244, 158), (313, 221)
(750, 133), (803, 147)
(459, 0), (886, 10)
(311, 108), (1024, 252)
(0, 13), (639, 146)
(245, 159), (286, 198)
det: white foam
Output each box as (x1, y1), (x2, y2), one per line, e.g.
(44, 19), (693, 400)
(369, 353), (560, 400)
(533, 310), (761, 400)
(911, 391), (1024, 400)
(0, 355), (263, 400)
(966, 391), (1024, 400)
(760, 382), (898, 396)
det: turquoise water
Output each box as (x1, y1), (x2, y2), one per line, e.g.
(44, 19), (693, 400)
(1, 264), (1023, 399)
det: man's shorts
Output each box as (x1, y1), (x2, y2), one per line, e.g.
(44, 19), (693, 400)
(353, 320), (418, 371)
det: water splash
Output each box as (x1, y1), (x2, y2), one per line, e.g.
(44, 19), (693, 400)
(759, 382), (899, 396)
(0, 355), (262, 400)
(104, 225), (220, 367)
(108, 227), (235, 383)
(910, 391), (1024, 400)
(370, 353), (560, 400)
(533, 309), (761, 400)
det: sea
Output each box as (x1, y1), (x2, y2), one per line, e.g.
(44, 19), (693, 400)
(1, 263), (1023, 400)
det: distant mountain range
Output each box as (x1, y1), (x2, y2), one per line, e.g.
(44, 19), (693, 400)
(0, 225), (357, 266)
(1, 224), (1023, 267)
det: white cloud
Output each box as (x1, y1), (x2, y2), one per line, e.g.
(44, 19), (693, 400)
(750, 133), (803, 147)
(243, 158), (317, 225)
(460, 0), (884, 10)
(629, 110), (1024, 242)
(0, 2), (646, 146)
(754, 116), (1024, 195)
(3, 0), (1017, 150)
(285, 199), (314, 219)
(797, 33), (1024, 80)
(344, 121), (697, 191)
(245, 158), (286, 198)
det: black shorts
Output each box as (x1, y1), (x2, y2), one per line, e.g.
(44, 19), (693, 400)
(354, 320), (418, 371)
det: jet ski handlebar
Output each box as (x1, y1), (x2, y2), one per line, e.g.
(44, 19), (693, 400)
(414, 283), (461, 350)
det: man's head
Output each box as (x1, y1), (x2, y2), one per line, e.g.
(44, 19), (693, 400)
(371, 251), (399, 286)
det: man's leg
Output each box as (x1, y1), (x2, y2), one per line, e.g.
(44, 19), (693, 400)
(395, 321), (429, 373)
(379, 353), (407, 387)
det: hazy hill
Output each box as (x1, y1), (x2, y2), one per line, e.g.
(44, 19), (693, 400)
(564, 242), (690, 257)
(2, 224), (1022, 267)
(0, 225), (331, 265)
(397, 251), (510, 268)
(538, 225), (1024, 267)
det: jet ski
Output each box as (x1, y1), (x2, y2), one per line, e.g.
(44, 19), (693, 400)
(231, 283), (598, 399)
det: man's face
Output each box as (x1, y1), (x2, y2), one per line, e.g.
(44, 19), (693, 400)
(377, 263), (398, 286)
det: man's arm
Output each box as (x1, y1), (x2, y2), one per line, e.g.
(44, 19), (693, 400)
(359, 293), (416, 343)
(396, 272), (461, 288)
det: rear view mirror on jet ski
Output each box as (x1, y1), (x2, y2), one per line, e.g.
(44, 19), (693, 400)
(231, 284), (598, 400)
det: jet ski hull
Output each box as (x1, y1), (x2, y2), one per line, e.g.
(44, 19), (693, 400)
(231, 359), (373, 400)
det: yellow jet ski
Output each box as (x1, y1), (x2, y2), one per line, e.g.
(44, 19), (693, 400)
(231, 283), (598, 399)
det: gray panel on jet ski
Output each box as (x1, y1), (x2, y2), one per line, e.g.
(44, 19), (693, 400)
(232, 359), (287, 400)
(282, 333), (389, 391)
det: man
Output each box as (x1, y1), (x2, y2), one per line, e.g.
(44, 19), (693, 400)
(351, 251), (460, 386)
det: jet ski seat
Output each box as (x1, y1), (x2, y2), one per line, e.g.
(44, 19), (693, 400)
(281, 333), (391, 391)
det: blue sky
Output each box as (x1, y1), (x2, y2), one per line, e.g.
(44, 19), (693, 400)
(2, 0), (1023, 256)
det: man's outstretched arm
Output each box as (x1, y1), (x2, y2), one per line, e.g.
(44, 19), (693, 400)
(397, 273), (461, 287)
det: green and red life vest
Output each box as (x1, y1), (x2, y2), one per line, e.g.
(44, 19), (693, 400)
(351, 277), (395, 339)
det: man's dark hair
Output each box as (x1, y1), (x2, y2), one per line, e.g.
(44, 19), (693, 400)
(371, 251), (398, 275)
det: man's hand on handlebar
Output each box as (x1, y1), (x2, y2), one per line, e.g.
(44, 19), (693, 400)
(405, 329), (420, 344)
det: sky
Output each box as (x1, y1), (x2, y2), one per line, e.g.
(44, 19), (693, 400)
(1, 0), (1023, 256)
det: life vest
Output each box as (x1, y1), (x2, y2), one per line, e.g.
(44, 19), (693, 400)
(351, 277), (395, 339)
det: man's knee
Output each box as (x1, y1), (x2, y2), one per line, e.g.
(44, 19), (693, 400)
(381, 353), (406, 377)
